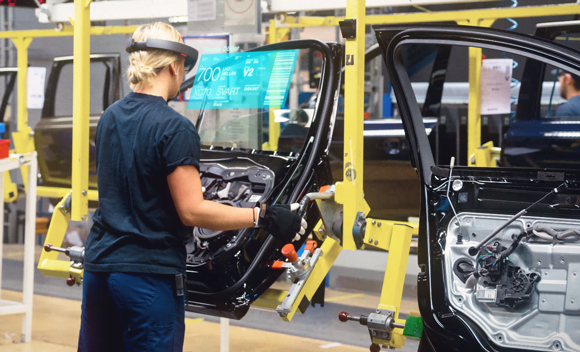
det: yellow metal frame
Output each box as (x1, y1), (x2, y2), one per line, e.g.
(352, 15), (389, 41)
(339, 0), (370, 251)
(364, 220), (414, 348)
(71, 0), (92, 222)
(0, 24), (138, 200)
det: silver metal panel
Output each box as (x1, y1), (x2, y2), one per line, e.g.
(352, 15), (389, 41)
(445, 213), (580, 351)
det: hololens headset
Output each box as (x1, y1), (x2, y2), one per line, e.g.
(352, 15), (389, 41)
(125, 38), (199, 74)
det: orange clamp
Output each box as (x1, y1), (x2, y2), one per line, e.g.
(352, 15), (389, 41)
(304, 240), (317, 254)
(272, 261), (285, 270)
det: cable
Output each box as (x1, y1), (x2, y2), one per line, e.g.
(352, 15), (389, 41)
(532, 224), (580, 242)
(468, 183), (566, 255)
(446, 157), (463, 235)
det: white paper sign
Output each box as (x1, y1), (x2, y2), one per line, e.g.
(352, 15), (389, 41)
(188, 0), (217, 22)
(480, 59), (513, 115)
(27, 67), (46, 110)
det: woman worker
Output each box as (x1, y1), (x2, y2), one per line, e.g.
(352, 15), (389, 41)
(78, 22), (306, 352)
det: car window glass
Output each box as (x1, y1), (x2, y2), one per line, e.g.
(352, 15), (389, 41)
(537, 32), (580, 119)
(390, 44), (464, 166)
(53, 61), (109, 117)
(178, 47), (319, 154)
(396, 42), (580, 171)
(364, 52), (388, 119)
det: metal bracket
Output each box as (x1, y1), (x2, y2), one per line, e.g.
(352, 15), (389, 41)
(308, 185), (342, 243)
(339, 19), (357, 38)
(367, 309), (399, 342)
(59, 192), (72, 215)
(277, 247), (323, 317)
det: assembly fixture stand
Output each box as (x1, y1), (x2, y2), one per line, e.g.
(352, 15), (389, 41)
(0, 152), (38, 343)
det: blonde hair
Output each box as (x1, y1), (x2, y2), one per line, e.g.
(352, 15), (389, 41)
(127, 22), (184, 90)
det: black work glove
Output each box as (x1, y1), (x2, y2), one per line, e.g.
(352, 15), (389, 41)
(256, 203), (307, 243)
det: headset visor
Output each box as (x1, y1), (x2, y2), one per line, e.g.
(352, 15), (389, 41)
(126, 38), (199, 74)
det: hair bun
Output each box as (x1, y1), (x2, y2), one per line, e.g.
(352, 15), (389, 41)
(126, 22), (184, 90)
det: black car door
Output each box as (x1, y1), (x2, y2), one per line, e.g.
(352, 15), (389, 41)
(179, 39), (342, 319)
(375, 25), (580, 352)
(34, 54), (122, 192)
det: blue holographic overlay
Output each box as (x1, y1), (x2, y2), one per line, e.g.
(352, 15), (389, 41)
(187, 50), (299, 110)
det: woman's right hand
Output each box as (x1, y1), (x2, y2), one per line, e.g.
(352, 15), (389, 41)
(255, 204), (307, 243)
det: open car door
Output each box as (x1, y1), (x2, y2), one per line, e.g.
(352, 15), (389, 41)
(34, 54), (122, 192)
(178, 39), (342, 319)
(374, 25), (580, 352)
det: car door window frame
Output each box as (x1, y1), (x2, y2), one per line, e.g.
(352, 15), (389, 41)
(42, 53), (121, 118)
(377, 26), (580, 185)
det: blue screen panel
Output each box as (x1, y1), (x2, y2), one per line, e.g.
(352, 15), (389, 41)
(187, 50), (299, 110)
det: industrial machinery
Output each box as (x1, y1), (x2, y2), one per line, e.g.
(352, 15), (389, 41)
(18, 0), (580, 351)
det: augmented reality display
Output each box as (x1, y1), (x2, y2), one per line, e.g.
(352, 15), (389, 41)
(187, 50), (299, 110)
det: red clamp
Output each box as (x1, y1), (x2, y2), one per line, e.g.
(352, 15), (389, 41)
(281, 244), (299, 262)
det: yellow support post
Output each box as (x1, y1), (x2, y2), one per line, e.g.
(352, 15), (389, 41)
(71, 0), (92, 221)
(377, 224), (413, 318)
(11, 37), (34, 191)
(11, 37), (33, 134)
(467, 45), (482, 162)
(339, 0), (370, 250)
(456, 19), (494, 165)
(269, 19), (278, 44)
(362, 220), (414, 349)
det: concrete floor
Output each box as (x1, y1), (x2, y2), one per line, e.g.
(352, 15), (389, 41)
(1, 244), (421, 351)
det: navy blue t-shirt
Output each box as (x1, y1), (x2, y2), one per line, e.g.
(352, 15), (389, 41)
(85, 92), (200, 275)
(555, 95), (580, 117)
